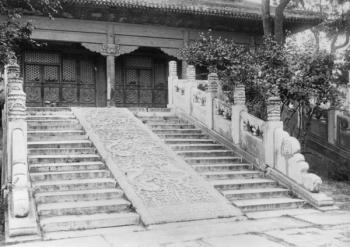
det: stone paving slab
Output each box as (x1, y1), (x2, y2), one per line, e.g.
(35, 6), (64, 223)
(72, 108), (241, 225)
(102, 216), (312, 246)
(7, 212), (350, 247)
(202, 234), (284, 247)
(265, 225), (350, 247)
(292, 211), (350, 225)
(9, 236), (111, 247)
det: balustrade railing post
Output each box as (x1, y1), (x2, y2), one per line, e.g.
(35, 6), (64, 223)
(168, 61), (178, 109)
(185, 65), (196, 115)
(207, 73), (219, 129)
(5, 54), (39, 238)
(264, 96), (283, 168)
(231, 83), (247, 145)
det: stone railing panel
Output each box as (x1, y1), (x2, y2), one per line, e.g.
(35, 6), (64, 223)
(240, 111), (265, 163)
(213, 99), (232, 140)
(191, 88), (208, 125)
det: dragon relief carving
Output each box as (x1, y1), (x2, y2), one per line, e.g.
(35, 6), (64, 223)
(80, 108), (216, 207)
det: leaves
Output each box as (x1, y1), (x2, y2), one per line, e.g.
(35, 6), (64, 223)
(0, 0), (61, 66)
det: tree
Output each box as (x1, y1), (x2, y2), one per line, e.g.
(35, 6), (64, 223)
(0, 0), (61, 67)
(261, 0), (306, 44)
(179, 32), (341, 145)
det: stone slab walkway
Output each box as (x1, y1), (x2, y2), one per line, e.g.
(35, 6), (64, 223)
(5, 210), (350, 247)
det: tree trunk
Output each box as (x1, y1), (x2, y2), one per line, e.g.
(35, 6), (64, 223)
(261, 0), (272, 36)
(274, 0), (291, 44)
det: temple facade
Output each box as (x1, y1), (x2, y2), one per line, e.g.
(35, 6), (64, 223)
(20, 0), (319, 107)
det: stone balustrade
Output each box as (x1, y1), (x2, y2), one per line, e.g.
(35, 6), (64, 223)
(168, 61), (332, 207)
(2, 55), (38, 238)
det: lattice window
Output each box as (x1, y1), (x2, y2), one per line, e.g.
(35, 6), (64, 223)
(25, 65), (40, 81)
(63, 58), (76, 82)
(155, 62), (166, 87)
(126, 69), (138, 86)
(80, 60), (94, 84)
(125, 56), (152, 68)
(140, 70), (152, 88)
(25, 51), (60, 64)
(44, 66), (59, 82)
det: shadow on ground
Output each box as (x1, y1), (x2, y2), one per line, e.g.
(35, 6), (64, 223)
(321, 178), (350, 211)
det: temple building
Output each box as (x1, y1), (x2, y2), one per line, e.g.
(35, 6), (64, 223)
(21, 0), (319, 108)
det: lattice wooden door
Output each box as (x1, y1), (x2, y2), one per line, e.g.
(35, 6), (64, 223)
(24, 51), (96, 106)
(114, 56), (167, 107)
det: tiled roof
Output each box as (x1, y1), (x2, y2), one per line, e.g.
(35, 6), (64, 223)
(65, 0), (321, 22)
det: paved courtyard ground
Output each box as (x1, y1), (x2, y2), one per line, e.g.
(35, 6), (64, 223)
(0, 177), (349, 247)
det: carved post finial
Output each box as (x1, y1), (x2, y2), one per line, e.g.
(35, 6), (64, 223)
(267, 96), (281, 121)
(208, 73), (218, 96)
(6, 52), (20, 80)
(186, 65), (196, 81)
(169, 61), (178, 78)
(233, 83), (246, 105)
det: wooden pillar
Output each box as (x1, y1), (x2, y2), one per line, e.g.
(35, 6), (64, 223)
(106, 55), (115, 107)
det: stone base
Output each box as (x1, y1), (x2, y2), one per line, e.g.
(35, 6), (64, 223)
(73, 108), (242, 225)
(6, 192), (40, 242)
(267, 168), (334, 208)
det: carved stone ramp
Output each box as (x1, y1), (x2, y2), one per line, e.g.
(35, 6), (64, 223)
(72, 108), (242, 225)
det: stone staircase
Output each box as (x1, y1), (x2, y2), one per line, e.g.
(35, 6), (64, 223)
(138, 114), (306, 213)
(27, 107), (140, 233)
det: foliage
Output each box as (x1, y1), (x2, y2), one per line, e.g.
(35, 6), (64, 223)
(0, 0), (61, 67)
(180, 31), (342, 145)
(179, 31), (255, 89)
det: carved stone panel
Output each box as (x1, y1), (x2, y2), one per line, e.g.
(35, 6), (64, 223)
(73, 108), (240, 224)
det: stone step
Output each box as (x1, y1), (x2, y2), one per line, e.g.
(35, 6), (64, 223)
(149, 124), (196, 130)
(40, 212), (140, 232)
(27, 107), (71, 112)
(193, 163), (252, 172)
(201, 170), (262, 180)
(177, 150), (235, 158)
(158, 133), (209, 139)
(28, 140), (92, 149)
(164, 139), (217, 145)
(30, 170), (111, 182)
(139, 116), (179, 121)
(211, 178), (277, 190)
(32, 178), (117, 193)
(142, 119), (188, 125)
(28, 147), (96, 155)
(222, 188), (290, 200)
(28, 123), (82, 131)
(35, 188), (124, 204)
(30, 161), (105, 173)
(28, 154), (100, 164)
(28, 130), (87, 141)
(233, 197), (305, 212)
(153, 129), (202, 135)
(28, 130), (85, 136)
(27, 112), (74, 117)
(27, 119), (79, 124)
(37, 199), (131, 217)
(170, 143), (226, 151)
(27, 115), (76, 120)
(185, 156), (243, 164)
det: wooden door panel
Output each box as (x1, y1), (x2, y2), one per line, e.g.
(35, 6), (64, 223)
(25, 86), (42, 103)
(79, 88), (96, 104)
(140, 90), (152, 104)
